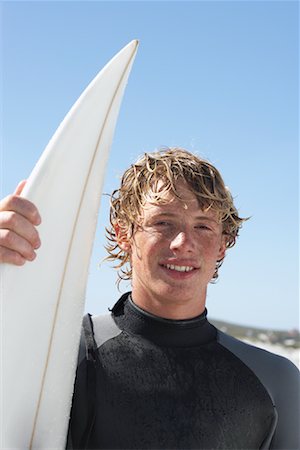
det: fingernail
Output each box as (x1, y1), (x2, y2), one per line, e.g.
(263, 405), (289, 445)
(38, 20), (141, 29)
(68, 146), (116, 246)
(34, 239), (41, 249)
(28, 252), (36, 261)
(17, 256), (26, 266)
(35, 214), (42, 225)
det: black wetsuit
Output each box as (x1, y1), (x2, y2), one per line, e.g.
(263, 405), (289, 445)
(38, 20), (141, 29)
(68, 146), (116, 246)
(67, 293), (300, 450)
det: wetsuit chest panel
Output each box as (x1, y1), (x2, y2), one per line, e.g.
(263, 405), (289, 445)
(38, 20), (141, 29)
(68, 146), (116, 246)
(90, 331), (275, 450)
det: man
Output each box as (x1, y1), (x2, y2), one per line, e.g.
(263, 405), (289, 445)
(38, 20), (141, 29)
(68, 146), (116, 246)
(0, 148), (299, 449)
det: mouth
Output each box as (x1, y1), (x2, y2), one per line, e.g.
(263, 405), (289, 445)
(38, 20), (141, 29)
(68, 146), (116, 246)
(162, 264), (196, 273)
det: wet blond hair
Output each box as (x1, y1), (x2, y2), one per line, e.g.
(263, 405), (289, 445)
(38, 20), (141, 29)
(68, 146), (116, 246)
(106, 147), (246, 283)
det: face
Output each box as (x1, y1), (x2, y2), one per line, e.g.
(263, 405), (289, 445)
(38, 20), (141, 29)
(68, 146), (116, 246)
(117, 181), (227, 318)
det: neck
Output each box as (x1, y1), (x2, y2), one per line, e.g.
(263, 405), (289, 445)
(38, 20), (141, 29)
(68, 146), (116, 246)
(131, 288), (207, 320)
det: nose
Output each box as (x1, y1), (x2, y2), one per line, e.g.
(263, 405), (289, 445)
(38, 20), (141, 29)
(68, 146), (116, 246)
(170, 230), (195, 253)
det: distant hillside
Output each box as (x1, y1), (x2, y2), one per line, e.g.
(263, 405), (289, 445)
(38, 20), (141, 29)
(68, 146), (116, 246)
(210, 318), (300, 349)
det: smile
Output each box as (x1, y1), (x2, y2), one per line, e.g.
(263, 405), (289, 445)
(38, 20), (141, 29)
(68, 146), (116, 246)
(163, 264), (195, 272)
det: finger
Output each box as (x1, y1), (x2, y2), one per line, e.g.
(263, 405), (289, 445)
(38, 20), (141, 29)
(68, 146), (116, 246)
(0, 194), (41, 226)
(0, 229), (37, 262)
(0, 247), (26, 266)
(14, 180), (27, 196)
(0, 211), (41, 249)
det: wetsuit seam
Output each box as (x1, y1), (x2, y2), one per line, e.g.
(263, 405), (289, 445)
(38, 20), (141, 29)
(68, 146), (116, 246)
(217, 334), (277, 406)
(217, 341), (275, 398)
(216, 338), (277, 443)
(93, 330), (124, 353)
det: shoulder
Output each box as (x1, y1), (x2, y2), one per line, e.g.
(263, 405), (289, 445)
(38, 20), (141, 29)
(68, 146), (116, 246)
(216, 330), (299, 395)
(76, 312), (121, 366)
(90, 312), (122, 348)
(217, 330), (299, 375)
(216, 329), (300, 449)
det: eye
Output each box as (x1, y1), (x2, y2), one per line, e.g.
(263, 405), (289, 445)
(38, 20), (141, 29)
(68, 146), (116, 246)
(155, 221), (170, 227)
(195, 224), (211, 231)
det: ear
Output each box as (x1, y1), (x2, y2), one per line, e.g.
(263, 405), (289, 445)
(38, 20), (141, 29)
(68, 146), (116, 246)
(114, 223), (131, 253)
(217, 235), (227, 261)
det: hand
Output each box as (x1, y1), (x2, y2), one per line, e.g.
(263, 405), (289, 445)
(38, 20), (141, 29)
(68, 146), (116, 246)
(0, 181), (41, 265)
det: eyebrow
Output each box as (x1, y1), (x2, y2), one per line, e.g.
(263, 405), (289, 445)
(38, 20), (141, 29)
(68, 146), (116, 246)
(150, 211), (220, 225)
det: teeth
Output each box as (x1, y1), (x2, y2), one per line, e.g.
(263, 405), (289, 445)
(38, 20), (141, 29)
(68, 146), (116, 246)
(165, 264), (194, 272)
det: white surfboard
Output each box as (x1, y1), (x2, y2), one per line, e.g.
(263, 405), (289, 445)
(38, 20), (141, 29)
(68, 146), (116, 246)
(0, 40), (138, 450)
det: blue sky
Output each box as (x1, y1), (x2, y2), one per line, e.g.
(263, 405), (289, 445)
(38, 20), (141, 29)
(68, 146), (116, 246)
(1, 1), (299, 330)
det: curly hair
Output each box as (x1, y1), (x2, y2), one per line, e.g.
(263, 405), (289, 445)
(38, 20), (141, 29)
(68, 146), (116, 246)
(105, 147), (247, 284)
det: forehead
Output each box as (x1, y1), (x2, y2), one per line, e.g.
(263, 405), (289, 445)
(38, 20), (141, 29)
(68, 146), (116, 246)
(141, 180), (220, 221)
(144, 179), (197, 204)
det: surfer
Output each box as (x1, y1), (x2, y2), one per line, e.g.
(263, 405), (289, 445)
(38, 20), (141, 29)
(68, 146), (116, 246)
(1, 148), (299, 449)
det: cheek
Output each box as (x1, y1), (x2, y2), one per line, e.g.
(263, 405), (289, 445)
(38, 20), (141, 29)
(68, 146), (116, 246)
(133, 237), (164, 267)
(201, 238), (223, 259)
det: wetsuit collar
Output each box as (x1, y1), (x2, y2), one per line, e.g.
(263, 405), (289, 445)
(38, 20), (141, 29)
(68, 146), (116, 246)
(111, 292), (217, 347)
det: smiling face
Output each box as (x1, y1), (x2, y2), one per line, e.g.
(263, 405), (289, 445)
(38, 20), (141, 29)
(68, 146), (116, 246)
(117, 181), (227, 319)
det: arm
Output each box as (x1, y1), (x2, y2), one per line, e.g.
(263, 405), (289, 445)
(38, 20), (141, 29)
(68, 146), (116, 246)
(0, 180), (41, 264)
(270, 357), (300, 449)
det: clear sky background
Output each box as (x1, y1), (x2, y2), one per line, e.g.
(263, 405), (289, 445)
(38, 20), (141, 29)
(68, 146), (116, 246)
(1, 1), (299, 331)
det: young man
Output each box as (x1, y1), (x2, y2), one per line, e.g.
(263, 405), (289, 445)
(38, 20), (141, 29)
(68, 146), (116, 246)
(0, 148), (299, 449)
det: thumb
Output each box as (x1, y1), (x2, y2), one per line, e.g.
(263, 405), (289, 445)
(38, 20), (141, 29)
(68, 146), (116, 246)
(14, 180), (27, 196)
